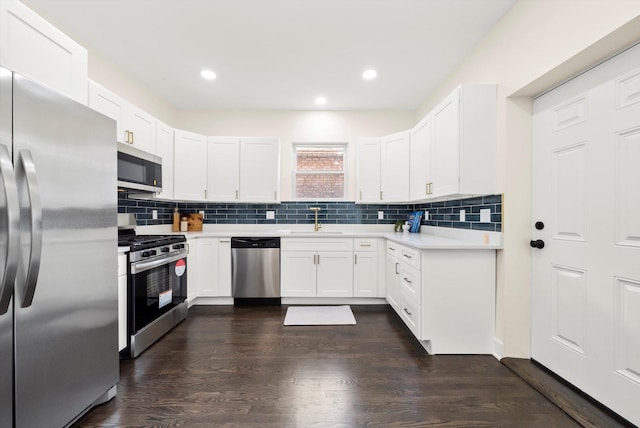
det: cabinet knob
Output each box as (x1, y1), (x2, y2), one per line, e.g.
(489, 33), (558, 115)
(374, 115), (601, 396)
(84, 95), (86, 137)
(530, 239), (545, 249)
(535, 221), (545, 230)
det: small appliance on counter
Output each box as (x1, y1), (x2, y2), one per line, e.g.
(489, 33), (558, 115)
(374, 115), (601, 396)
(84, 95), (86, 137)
(118, 214), (188, 358)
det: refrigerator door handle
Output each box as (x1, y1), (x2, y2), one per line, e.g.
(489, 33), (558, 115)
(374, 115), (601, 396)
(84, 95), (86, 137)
(17, 150), (42, 308)
(0, 144), (20, 314)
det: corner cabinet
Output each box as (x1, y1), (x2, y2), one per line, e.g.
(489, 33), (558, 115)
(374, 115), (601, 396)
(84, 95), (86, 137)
(0, 0), (88, 104)
(409, 114), (432, 201)
(356, 131), (411, 204)
(429, 85), (496, 199)
(206, 137), (280, 203)
(281, 238), (354, 297)
(174, 129), (207, 200)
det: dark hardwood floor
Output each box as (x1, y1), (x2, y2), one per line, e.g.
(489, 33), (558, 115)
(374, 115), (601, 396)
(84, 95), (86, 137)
(74, 305), (580, 427)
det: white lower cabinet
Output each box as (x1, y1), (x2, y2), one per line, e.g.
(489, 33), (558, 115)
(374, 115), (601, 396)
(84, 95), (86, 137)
(117, 253), (127, 352)
(385, 239), (496, 354)
(194, 237), (232, 298)
(353, 238), (382, 298)
(281, 238), (354, 297)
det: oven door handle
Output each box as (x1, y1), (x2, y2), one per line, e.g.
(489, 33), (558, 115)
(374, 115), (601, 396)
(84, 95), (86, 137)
(130, 251), (188, 275)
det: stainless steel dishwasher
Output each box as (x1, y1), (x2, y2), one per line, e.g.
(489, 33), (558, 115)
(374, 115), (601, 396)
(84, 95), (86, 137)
(231, 237), (281, 305)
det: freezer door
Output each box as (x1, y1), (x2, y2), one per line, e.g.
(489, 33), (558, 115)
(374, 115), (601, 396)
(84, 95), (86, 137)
(0, 66), (14, 428)
(12, 73), (119, 427)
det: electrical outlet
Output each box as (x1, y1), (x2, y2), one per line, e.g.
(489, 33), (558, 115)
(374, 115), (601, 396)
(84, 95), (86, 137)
(199, 210), (205, 216)
(424, 211), (429, 220)
(459, 209), (465, 222)
(151, 209), (158, 220)
(378, 211), (384, 220)
(480, 208), (491, 223)
(266, 210), (275, 220)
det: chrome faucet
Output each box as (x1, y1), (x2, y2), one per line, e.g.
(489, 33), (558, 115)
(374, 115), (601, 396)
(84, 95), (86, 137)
(309, 207), (322, 232)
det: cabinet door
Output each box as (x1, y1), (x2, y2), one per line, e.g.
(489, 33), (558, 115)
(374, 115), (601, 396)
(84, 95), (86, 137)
(386, 254), (401, 313)
(432, 88), (460, 197)
(0, 0), (88, 104)
(410, 114), (432, 201)
(281, 252), (316, 297)
(353, 252), (378, 297)
(206, 137), (240, 201)
(186, 239), (198, 303)
(156, 121), (174, 199)
(316, 252), (353, 297)
(356, 138), (381, 203)
(196, 238), (219, 297)
(125, 104), (156, 153)
(217, 239), (232, 297)
(88, 81), (126, 143)
(174, 130), (207, 201)
(380, 131), (410, 202)
(240, 138), (280, 202)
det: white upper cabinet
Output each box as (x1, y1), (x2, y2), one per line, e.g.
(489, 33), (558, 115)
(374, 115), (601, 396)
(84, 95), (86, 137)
(240, 137), (280, 202)
(155, 121), (174, 200)
(88, 80), (157, 153)
(207, 137), (240, 201)
(409, 114), (432, 201)
(0, 0), (88, 104)
(430, 85), (496, 199)
(124, 104), (156, 153)
(173, 129), (207, 201)
(206, 137), (280, 203)
(355, 138), (381, 203)
(380, 130), (410, 202)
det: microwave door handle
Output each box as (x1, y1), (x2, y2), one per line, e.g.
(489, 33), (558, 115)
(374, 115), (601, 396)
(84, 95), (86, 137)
(130, 252), (188, 275)
(0, 145), (20, 314)
(17, 150), (42, 308)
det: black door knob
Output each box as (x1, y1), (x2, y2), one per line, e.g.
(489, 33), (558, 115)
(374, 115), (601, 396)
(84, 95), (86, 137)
(535, 221), (544, 230)
(530, 239), (545, 249)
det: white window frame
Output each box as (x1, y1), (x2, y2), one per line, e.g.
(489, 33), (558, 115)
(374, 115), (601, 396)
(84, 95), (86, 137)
(292, 143), (348, 201)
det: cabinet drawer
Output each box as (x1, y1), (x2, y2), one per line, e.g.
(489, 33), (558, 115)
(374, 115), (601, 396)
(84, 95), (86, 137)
(386, 241), (401, 256)
(354, 238), (378, 252)
(400, 246), (420, 269)
(400, 264), (421, 304)
(282, 238), (353, 252)
(399, 292), (421, 338)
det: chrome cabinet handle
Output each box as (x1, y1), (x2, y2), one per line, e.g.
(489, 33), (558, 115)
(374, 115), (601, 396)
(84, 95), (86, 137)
(403, 277), (412, 284)
(0, 145), (20, 314)
(360, 243), (371, 247)
(395, 262), (399, 275)
(403, 254), (413, 259)
(403, 308), (412, 316)
(354, 254), (357, 264)
(17, 150), (42, 308)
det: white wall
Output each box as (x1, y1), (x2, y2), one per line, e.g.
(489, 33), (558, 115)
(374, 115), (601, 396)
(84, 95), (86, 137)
(87, 49), (178, 126)
(175, 110), (415, 200)
(413, 0), (640, 358)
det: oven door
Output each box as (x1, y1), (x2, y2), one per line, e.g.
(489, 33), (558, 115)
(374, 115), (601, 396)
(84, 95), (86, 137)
(129, 253), (187, 334)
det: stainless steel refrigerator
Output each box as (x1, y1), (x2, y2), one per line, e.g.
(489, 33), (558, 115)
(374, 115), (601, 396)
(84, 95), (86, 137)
(0, 66), (119, 427)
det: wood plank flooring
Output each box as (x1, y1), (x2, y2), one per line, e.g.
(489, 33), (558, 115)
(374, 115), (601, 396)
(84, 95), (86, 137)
(73, 305), (580, 427)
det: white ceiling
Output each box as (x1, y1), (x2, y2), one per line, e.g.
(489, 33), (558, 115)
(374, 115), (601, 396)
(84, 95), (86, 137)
(23, 0), (516, 111)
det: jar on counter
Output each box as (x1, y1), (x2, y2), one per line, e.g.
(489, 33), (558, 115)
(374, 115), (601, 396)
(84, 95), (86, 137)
(180, 217), (188, 232)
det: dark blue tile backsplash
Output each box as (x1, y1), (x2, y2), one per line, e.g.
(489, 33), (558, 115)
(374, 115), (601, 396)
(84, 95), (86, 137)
(119, 194), (502, 232)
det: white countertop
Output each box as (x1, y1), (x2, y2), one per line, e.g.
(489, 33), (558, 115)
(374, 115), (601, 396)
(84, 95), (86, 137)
(135, 225), (502, 250)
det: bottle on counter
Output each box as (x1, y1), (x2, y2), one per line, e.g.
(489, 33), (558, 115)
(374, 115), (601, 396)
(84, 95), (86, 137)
(172, 207), (180, 232)
(180, 216), (188, 232)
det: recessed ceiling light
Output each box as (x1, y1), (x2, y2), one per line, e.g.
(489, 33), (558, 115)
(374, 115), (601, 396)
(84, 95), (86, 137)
(362, 69), (377, 80)
(200, 69), (216, 80)
(315, 96), (327, 105)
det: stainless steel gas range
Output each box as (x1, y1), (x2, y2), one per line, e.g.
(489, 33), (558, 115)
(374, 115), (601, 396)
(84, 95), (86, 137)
(118, 229), (188, 358)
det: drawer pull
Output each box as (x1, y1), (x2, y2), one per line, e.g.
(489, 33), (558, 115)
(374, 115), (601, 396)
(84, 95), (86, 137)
(388, 246), (396, 251)
(403, 254), (413, 259)
(403, 277), (412, 284)
(403, 308), (412, 316)
(360, 243), (371, 247)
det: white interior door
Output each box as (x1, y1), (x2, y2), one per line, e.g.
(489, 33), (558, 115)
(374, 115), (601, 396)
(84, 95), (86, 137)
(531, 43), (640, 426)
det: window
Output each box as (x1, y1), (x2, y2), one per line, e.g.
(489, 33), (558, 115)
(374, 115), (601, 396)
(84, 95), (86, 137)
(294, 144), (346, 199)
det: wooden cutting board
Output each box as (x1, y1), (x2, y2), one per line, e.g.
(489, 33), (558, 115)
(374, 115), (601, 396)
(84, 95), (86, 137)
(186, 213), (203, 231)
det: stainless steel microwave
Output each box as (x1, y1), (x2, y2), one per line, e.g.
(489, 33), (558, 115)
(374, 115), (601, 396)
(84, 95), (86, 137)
(117, 143), (162, 193)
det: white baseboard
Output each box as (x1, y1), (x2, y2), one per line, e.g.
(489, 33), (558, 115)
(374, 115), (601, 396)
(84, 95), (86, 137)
(493, 337), (504, 361)
(282, 297), (388, 305)
(191, 297), (234, 305)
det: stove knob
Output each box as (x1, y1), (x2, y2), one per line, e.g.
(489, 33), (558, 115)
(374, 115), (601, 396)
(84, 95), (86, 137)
(162, 247), (170, 253)
(142, 251), (150, 258)
(149, 250), (157, 256)
(173, 244), (181, 249)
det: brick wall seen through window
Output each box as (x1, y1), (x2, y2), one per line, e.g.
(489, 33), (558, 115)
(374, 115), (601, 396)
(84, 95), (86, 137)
(294, 145), (345, 199)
